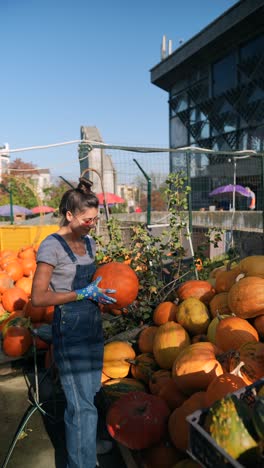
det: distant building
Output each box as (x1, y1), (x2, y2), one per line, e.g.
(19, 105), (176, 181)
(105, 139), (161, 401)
(117, 184), (139, 212)
(79, 126), (116, 194)
(0, 144), (10, 182)
(151, 0), (264, 210)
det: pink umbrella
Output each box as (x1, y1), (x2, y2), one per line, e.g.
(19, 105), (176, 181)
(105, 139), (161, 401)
(96, 192), (125, 205)
(31, 205), (55, 214)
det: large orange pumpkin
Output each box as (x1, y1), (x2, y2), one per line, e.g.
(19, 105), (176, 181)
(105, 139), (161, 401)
(0, 271), (14, 293)
(92, 262), (139, 309)
(2, 287), (28, 313)
(4, 261), (24, 282)
(228, 276), (264, 319)
(153, 322), (190, 370)
(149, 369), (171, 395)
(16, 276), (33, 296)
(177, 280), (215, 304)
(215, 315), (259, 352)
(172, 342), (223, 395)
(23, 299), (46, 322)
(205, 364), (246, 407)
(168, 391), (206, 451)
(215, 267), (240, 293)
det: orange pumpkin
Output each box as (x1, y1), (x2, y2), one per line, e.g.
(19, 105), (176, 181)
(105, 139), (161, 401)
(172, 342), (223, 395)
(0, 271), (14, 293)
(149, 369), (171, 395)
(3, 325), (32, 357)
(209, 292), (232, 317)
(215, 316), (259, 352)
(168, 392), (206, 451)
(229, 341), (264, 385)
(103, 341), (136, 378)
(158, 378), (187, 410)
(177, 280), (215, 304)
(130, 353), (159, 384)
(93, 262), (139, 309)
(153, 322), (190, 370)
(153, 301), (178, 325)
(205, 362), (246, 407)
(253, 315), (264, 339)
(141, 441), (184, 468)
(2, 287), (28, 313)
(4, 261), (24, 282)
(228, 276), (264, 319)
(43, 305), (55, 324)
(20, 257), (37, 277)
(17, 245), (36, 260)
(215, 267), (240, 293)
(23, 299), (46, 322)
(16, 276), (33, 296)
(138, 326), (158, 354)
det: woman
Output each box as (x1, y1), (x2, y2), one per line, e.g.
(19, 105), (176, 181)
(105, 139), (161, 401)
(31, 178), (116, 468)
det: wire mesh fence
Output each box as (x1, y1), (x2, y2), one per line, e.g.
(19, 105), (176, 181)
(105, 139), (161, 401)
(79, 142), (264, 258)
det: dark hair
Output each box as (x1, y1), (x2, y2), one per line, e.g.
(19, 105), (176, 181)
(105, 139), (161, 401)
(59, 177), (99, 224)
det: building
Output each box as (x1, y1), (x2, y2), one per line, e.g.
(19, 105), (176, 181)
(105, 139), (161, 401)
(151, 0), (264, 211)
(0, 144), (10, 182)
(78, 126), (116, 194)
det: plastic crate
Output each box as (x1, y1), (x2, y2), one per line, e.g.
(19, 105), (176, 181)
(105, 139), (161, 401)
(186, 378), (264, 468)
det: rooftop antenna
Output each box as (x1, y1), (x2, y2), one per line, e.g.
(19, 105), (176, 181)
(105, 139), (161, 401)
(161, 35), (167, 60)
(168, 39), (173, 55)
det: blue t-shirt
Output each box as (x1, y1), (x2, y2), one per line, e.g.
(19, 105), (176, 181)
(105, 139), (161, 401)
(37, 234), (96, 292)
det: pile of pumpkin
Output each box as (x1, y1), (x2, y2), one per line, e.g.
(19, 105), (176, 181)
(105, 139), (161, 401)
(101, 255), (264, 467)
(0, 246), (54, 357)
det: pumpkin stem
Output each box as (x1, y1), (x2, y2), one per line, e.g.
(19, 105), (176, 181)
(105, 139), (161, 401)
(230, 360), (245, 376)
(226, 256), (240, 271)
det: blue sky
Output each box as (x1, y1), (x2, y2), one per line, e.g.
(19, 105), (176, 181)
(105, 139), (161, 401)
(0, 0), (238, 179)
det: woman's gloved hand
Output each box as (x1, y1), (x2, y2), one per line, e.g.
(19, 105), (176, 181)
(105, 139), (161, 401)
(75, 276), (116, 304)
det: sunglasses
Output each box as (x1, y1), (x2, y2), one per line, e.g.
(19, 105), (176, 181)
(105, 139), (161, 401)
(74, 215), (100, 226)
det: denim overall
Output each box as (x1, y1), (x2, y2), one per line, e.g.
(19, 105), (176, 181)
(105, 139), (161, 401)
(51, 234), (104, 468)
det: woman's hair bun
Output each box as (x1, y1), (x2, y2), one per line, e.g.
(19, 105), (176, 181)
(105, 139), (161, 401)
(77, 177), (93, 194)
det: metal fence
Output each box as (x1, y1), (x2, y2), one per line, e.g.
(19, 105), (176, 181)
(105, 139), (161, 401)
(79, 142), (264, 258)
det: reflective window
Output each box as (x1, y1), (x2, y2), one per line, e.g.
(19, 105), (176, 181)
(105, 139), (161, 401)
(212, 53), (237, 96)
(240, 34), (264, 60)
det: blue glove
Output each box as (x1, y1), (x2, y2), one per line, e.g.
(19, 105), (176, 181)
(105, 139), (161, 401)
(75, 276), (117, 304)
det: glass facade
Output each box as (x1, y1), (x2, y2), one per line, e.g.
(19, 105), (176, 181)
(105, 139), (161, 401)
(169, 33), (264, 209)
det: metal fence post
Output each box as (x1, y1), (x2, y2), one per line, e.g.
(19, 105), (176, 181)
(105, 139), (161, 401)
(133, 159), (152, 225)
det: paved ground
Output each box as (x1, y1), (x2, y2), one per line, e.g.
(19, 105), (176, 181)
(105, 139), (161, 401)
(0, 361), (128, 468)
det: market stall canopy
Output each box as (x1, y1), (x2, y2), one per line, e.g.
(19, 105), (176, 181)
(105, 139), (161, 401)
(96, 192), (125, 205)
(209, 184), (251, 198)
(0, 204), (32, 217)
(31, 206), (56, 214)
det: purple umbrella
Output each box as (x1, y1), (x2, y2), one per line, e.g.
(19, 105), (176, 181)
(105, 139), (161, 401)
(0, 204), (32, 216)
(209, 184), (251, 198)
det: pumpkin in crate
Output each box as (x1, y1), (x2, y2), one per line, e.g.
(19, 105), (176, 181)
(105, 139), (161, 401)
(4, 260), (24, 282)
(2, 286), (28, 313)
(103, 340), (136, 378)
(106, 391), (170, 450)
(215, 315), (259, 352)
(177, 280), (215, 304)
(92, 262), (139, 309)
(228, 276), (264, 319)
(16, 276), (33, 297)
(153, 322), (190, 370)
(215, 267), (240, 293)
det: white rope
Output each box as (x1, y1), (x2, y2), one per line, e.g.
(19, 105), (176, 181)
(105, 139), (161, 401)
(0, 138), (263, 157)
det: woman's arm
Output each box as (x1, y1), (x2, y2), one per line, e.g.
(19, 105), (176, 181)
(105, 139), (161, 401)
(31, 262), (77, 307)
